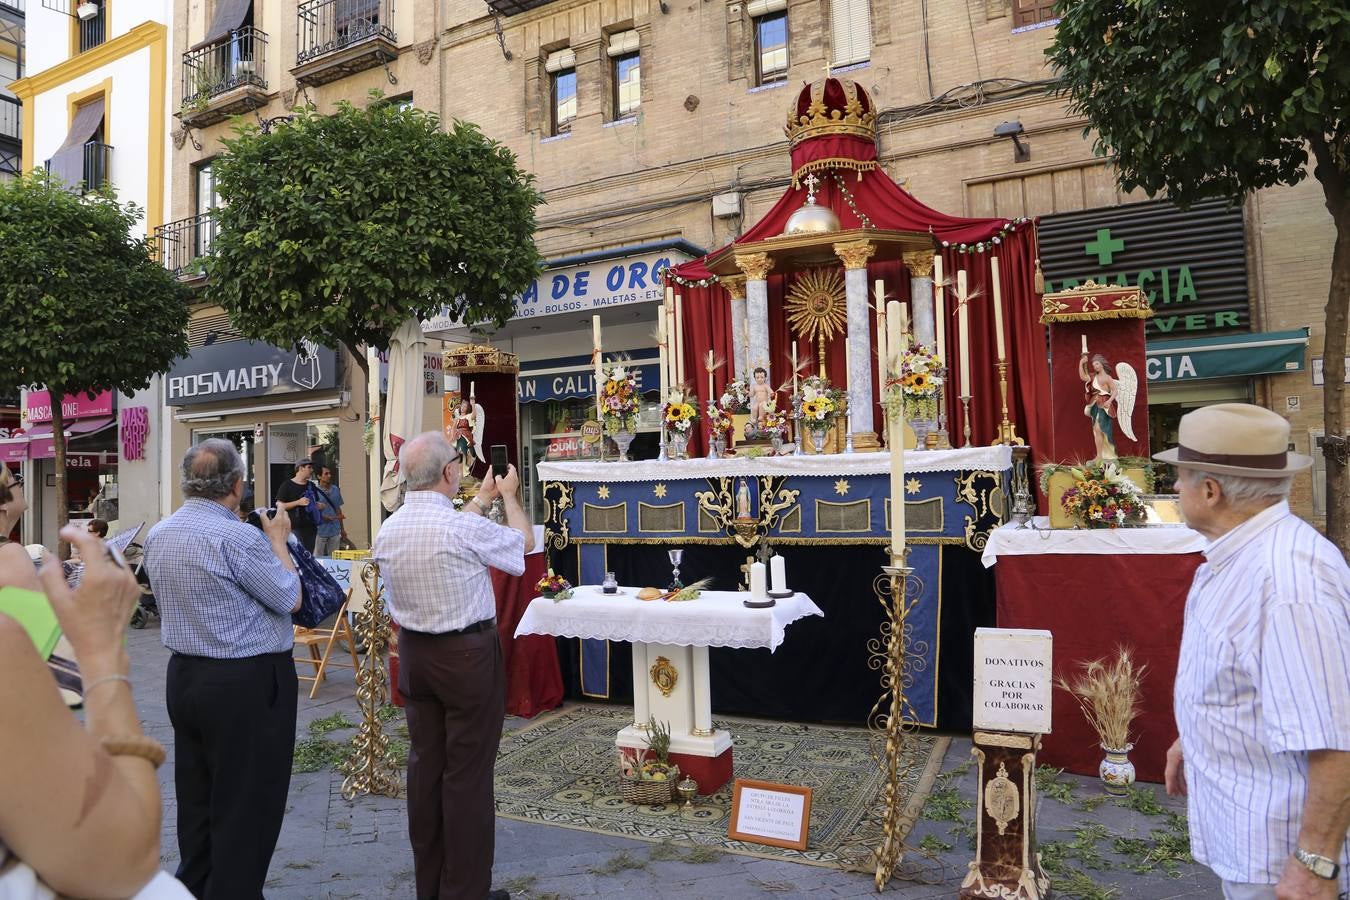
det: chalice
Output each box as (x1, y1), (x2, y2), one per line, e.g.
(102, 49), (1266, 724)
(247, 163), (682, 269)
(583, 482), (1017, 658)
(668, 549), (684, 591)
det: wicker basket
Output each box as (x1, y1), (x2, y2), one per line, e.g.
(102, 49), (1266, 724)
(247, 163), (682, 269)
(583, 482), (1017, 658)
(619, 766), (680, 805)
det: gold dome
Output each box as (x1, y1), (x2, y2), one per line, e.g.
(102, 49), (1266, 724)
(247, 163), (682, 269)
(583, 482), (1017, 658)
(782, 180), (840, 235)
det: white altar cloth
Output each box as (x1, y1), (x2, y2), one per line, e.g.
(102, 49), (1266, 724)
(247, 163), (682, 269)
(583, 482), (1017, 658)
(515, 586), (823, 650)
(981, 518), (1206, 567)
(536, 446), (1011, 483)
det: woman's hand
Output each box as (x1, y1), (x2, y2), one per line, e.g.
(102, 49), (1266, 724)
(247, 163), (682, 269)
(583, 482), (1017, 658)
(38, 525), (139, 669)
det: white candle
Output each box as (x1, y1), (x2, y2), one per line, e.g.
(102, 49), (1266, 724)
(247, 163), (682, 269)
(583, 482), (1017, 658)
(665, 286), (674, 306)
(769, 555), (786, 593)
(890, 417), (905, 559)
(791, 340), (799, 395)
(899, 302), (910, 340)
(657, 305), (669, 399)
(592, 314), (603, 416)
(934, 271), (947, 365)
(875, 305), (887, 382)
(991, 256), (1006, 361)
(885, 300), (903, 374)
(750, 561), (767, 599)
(957, 270), (971, 398)
(674, 294), (686, 385)
(1081, 333), (1089, 355)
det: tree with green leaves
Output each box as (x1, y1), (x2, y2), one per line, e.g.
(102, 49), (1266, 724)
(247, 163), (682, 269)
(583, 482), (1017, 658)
(1048, 2), (1350, 549)
(0, 171), (189, 548)
(205, 93), (544, 373)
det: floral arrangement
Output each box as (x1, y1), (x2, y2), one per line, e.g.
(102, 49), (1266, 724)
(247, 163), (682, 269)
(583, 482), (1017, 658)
(706, 400), (734, 437)
(746, 399), (789, 439)
(535, 569), (573, 601)
(662, 390), (700, 435)
(600, 363), (640, 435)
(882, 343), (946, 421)
(1058, 461), (1147, 529)
(795, 375), (843, 433)
(719, 379), (750, 413)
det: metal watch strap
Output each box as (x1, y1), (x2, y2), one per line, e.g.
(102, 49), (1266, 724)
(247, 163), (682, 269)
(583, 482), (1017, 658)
(1294, 847), (1339, 880)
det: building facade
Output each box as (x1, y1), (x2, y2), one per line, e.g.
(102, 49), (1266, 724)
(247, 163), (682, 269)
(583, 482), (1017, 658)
(162, 0), (447, 545)
(9, 0), (173, 545)
(0, 0), (22, 180)
(434, 0), (1333, 523)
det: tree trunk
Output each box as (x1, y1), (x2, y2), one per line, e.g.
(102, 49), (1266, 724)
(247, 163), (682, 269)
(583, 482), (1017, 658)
(1310, 135), (1350, 557)
(345, 340), (370, 377)
(50, 394), (70, 560)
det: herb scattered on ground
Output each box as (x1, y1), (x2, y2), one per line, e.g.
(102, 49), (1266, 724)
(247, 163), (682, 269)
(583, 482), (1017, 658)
(308, 712), (356, 735)
(1036, 765), (1078, 805)
(293, 736), (346, 773)
(918, 834), (953, 854)
(683, 845), (723, 864)
(921, 782), (973, 822)
(388, 736), (410, 767)
(283, 861), (315, 870)
(376, 704), (402, 722)
(498, 874), (537, 894)
(1114, 784), (1165, 816)
(589, 850), (647, 876)
(647, 842), (684, 862)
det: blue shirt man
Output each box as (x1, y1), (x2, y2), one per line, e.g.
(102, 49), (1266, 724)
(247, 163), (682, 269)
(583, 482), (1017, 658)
(313, 465), (346, 557)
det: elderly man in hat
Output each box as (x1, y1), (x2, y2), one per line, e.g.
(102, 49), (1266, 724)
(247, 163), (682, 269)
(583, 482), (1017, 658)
(1157, 403), (1350, 900)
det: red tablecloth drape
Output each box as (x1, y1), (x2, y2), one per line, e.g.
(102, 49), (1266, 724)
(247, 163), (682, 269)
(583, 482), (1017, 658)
(493, 553), (564, 718)
(994, 552), (1202, 783)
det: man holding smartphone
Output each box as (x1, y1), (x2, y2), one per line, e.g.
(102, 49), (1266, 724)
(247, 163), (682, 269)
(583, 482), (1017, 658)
(373, 431), (532, 900)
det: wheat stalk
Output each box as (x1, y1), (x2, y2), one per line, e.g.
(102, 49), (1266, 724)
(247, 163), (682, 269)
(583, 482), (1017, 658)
(1055, 646), (1147, 750)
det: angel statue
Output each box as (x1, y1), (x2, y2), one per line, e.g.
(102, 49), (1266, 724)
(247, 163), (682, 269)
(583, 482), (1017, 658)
(452, 396), (486, 478)
(1079, 346), (1138, 460)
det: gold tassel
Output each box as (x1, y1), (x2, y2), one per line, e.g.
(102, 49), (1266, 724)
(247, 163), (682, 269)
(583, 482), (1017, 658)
(1034, 258), (1045, 294)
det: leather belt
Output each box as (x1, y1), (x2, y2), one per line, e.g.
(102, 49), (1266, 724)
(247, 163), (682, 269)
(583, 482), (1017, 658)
(404, 618), (496, 638)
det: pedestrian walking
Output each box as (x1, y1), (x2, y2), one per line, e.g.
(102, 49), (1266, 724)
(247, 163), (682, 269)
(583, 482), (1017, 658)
(275, 458), (319, 553)
(313, 465), (346, 557)
(1156, 404), (1350, 900)
(372, 431), (533, 900)
(145, 439), (301, 899)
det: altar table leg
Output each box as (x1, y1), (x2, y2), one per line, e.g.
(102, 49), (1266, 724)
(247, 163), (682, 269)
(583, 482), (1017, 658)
(691, 645), (713, 736)
(630, 642), (650, 728)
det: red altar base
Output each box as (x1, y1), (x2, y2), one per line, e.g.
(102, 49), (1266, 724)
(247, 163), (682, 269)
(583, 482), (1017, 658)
(670, 747), (733, 795)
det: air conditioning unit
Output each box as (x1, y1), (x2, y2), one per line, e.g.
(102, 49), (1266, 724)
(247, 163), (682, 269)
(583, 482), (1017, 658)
(712, 192), (742, 219)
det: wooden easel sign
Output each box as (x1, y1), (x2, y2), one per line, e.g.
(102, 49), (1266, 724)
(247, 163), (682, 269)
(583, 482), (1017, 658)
(727, 779), (812, 850)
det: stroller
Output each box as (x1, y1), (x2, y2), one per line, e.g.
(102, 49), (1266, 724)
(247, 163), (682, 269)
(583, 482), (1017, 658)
(104, 524), (158, 629)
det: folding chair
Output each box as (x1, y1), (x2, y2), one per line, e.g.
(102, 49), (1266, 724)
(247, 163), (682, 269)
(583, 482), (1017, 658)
(294, 593), (361, 700)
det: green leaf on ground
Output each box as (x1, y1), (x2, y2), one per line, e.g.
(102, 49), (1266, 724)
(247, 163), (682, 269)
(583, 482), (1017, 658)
(309, 712), (356, 735)
(293, 736), (347, 773)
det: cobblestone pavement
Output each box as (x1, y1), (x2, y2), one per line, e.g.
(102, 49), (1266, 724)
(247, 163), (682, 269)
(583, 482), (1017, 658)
(123, 623), (1222, 899)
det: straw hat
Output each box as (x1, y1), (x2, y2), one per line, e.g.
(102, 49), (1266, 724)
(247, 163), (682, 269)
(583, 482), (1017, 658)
(1153, 403), (1312, 478)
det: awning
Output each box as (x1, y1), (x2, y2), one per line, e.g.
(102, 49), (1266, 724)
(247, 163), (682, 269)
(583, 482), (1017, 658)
(191, 0), (253, 50)
(25, 416), (116, 460)
(48, 98), (104, 188)
(518, 353), (659, 403)
(1145, 328), (1308, 383)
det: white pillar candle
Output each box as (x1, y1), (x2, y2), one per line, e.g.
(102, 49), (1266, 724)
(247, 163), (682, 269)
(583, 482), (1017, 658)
(899, 302), (910, 340)
(932, 255), (944, 356)
(592, 314), (603, 417)
(665, 286), (674, 306)
(657, 305), (669, 399)
(886, 300), (903, 373)
(750, 561), (767, 599)
(674, 294), (686, 385)
(957, 270), (971, 398)
(770, 554), (786, 593)
(791, 340), (799, 395)
(990, 256), (1006, 361)
(1081, 333), (1089, 355)
(890, 414), (905, 560)
(874, 286), (887, 381)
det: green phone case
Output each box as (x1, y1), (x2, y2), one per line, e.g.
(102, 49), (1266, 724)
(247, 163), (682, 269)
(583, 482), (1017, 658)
(0, 586), (62, 660)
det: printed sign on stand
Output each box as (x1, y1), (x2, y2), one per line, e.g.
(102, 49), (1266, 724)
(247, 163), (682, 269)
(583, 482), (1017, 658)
(972, 628), (1053, 734)
(727, 779), (812, 850)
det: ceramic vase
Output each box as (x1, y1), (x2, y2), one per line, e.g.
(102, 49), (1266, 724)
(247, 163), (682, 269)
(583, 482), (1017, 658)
(612, 428), (635, 462)
(1099, 743), (1136, 795)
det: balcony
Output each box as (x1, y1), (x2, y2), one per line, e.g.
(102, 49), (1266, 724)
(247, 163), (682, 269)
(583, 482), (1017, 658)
(154, 212), (217, 281)
(0, 95), (18, 144)
(179, 28), (269, 128)
(45, 140), (112, 193)
(293, 0), (397, 87)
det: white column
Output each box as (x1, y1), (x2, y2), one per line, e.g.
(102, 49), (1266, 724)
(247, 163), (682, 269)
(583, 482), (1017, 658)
(746, 279), (770, 378)
(843, 266), (874, 424)
(730, 296), (748, 379)
(630, 641), (650, 727)
(904, 251), (937, 347)
(691, 645), (714, 735)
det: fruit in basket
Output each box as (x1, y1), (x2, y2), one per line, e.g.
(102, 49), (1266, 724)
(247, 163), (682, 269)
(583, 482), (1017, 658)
(640, 764), (671, 782)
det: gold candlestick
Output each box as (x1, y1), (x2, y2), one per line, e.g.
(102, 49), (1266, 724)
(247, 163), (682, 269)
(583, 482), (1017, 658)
(871, 555), (920, 890)
(993, 360), (1025, 446)
(960, 395), (972, 448)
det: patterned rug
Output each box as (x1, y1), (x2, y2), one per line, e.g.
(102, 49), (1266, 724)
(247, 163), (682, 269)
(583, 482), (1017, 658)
(494, 704), (949, 872)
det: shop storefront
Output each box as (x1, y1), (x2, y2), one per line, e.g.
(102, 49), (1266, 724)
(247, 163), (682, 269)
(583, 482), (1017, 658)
(165, 339), (373, 545)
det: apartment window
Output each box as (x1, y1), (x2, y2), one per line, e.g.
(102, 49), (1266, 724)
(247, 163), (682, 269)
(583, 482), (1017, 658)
(607, 30), (640, 119)
(194, 160), (220, 258)
(748, 0), (788, 85)
(545, 48), (577, 135)
(1012, 0), (1057, 29)
(830, 0), (870, 67)
(77, 0), (107, 53)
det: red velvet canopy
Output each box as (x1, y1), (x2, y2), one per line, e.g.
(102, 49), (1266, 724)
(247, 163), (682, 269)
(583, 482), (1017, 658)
(667, 87), (1051, 461)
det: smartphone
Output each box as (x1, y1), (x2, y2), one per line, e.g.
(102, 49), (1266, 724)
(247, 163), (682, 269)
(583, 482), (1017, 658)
(490, 444), (509, 479)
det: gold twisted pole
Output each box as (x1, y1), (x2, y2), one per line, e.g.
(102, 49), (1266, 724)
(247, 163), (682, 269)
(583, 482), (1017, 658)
(993, 360), (1025, 446)
(341, 560), (402, 800)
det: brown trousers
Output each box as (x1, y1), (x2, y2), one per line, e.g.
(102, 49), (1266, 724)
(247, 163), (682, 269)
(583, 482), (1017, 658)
(397, 624), (505, 900)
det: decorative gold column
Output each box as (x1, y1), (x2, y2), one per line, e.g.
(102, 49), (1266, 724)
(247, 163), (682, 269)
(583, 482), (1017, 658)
(723, 274), (748, 379)
(834, 240), (880, 452)
(341, 561), (403, 801)
(735, 252), (774, 380)
(902, 251), (936, 347)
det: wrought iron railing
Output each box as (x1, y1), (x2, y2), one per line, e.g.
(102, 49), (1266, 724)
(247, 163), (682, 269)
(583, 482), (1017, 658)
(154, 212), (218, 277)
(296, 0), (395, 66)
(0, 0), (24, 15)
(45, 140), (112, 192)
(77, 2), (104, 52)
(182, 27), (268, 108)
(0, 95), (18, 142)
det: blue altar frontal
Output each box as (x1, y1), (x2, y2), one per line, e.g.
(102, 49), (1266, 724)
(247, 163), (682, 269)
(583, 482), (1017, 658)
(537, 446), (1012, 729)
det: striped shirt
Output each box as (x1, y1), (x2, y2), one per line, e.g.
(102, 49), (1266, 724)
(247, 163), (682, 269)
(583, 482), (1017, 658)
(1174, 501), (1350, 889)
(145, 498), (299, 658)
(372, 491), (525, 634)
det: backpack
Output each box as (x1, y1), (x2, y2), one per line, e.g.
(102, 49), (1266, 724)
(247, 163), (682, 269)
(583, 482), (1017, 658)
(303, 483), (324, 528)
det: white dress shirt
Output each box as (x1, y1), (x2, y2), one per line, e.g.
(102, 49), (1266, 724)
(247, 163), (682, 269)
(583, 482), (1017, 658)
(1174, 501), (1350, 890)
(372, 491), (526, 633)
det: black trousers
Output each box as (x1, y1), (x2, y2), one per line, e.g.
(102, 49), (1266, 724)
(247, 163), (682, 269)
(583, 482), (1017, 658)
(166, 650), (297, 900)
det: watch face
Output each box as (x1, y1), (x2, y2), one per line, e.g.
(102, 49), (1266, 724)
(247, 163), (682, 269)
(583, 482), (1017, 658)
(1297, 849), (1338, 879)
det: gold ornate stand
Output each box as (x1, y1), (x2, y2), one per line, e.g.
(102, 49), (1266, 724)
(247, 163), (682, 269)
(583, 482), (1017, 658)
(992, 361), (1025, 446)
(869, 557), (921, 890)
(340, 561), (403, 801)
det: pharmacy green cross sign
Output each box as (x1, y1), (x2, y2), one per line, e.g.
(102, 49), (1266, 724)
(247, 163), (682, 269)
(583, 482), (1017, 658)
(1084, 228), (1125, 266)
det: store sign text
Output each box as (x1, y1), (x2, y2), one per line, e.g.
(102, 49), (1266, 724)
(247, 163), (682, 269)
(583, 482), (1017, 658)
(168, 364), (285, 400)
(1145, 355), (1198, 381)
(514, 256), (677, 318)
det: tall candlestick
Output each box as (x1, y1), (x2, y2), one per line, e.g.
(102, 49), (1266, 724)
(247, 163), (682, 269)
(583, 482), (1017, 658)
(657, 305), (669, 399)
(674, 295), (686, 386)
(991, 256), (1006, 361)
(885, 300), (903, 375)
(957, 270), (971, 399)
(750, 561), (767, 600)
(770, 555), (786, 592)
(592, 314), (603, 419)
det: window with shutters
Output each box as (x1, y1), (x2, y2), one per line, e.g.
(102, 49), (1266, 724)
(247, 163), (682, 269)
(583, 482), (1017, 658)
(750, 4), (788, 85)
(607, 30), (640, 119)
(1012, 0), (1057, 30)
(830, 0), (870, 67)
(544, 47), (577, 136)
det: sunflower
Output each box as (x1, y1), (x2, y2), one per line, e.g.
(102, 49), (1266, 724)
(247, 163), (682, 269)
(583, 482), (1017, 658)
(605, 381), (618, 396)
(1088, 504), (1103, 518)
(911, 373), (929, 390)
(803, 399), (823, 419)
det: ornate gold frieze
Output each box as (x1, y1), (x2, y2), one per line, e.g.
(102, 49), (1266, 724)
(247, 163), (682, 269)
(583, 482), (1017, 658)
(973, 731), (1034, 749)
(734, 252), (774, 282)
(902, 250), (935, 279)
(721, 274), (747, 301)
(1038, 280), (1152, 324)
(833, 239), (876, 271)
(444, 342), (521, 374)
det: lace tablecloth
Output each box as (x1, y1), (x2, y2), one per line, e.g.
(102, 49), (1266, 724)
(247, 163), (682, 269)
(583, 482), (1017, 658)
(514, 586), (823, 650)
(536, 446), (1011, 482)
(981, 518), (1207, 567)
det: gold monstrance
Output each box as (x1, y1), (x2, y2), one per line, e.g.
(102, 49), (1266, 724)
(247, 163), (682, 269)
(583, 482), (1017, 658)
(784, 267), (847, 377)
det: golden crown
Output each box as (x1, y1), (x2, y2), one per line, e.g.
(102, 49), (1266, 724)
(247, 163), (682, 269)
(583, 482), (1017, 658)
(785, 77), (877, 147)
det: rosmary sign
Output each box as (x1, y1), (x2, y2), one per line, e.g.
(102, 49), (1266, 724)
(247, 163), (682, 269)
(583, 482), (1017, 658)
(165, 340), (337, 406)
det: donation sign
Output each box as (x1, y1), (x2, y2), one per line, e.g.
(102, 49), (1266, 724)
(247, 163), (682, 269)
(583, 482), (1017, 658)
(973, 628), (1053, 734)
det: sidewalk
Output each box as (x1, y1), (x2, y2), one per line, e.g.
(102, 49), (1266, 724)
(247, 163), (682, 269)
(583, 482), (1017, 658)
(123, 623), (1221, 899)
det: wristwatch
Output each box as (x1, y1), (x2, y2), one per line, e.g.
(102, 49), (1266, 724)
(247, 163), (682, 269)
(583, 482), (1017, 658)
(1294, 847), (1340, 880)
